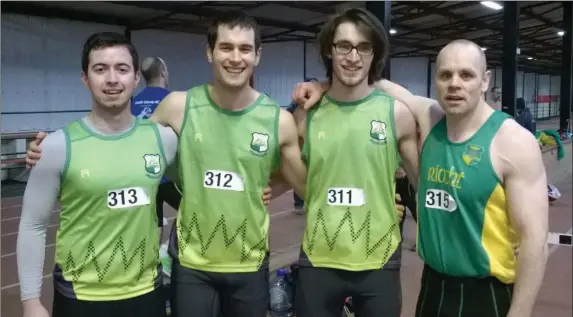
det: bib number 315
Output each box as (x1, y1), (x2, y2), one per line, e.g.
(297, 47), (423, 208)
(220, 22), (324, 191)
(203, 170), (244, 192)
(425, 189), (457, 212)
(107, 187), (150, 209)
(327, 187), (365, 206)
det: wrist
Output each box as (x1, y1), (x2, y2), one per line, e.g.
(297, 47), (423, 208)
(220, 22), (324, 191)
(22, 297), (42, 309)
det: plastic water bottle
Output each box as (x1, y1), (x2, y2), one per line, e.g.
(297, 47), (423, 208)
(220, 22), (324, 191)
(269, 269), (294, 317)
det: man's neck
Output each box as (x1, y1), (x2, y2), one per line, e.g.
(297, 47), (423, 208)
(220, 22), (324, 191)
(328, 79), (373, 102)
(89, 104), (134, 133)
(209, 82), (258, 111)
(147, 81), (166, 89)
(445, 101), (495, 143)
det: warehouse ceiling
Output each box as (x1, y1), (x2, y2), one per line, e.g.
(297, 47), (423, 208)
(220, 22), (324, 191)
(2, 1), (567, 75)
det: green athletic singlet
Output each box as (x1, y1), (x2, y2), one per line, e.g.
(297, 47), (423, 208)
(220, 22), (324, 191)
(175, 84), (280, 273)
(417, 110), (518, 284)
(56, 118), (166, 301)
(300, 89), (401, 271)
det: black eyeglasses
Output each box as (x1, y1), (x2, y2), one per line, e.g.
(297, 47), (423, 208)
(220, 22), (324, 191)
(332, 41), (374, 56)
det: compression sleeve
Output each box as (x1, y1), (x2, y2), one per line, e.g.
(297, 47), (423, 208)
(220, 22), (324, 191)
(158, 125), (180, 183)
(17, 130), (66, 301)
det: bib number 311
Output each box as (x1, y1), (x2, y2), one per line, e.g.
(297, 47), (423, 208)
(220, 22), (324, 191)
(203, 170), (244, 192)
(425, 189), (457, 212)
(327, 187), (365, 206)
(107, 187), (150, 209)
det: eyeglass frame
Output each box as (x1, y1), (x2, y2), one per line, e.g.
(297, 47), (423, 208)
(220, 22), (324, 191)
(331, 41), (375, 56)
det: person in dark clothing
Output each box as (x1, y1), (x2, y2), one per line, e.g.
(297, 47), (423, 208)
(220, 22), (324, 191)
(131, 57), (182, 237)
(396, 167), (417, 251)
(515, 97), (536, 134)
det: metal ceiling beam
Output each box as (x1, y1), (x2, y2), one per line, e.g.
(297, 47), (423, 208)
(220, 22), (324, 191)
(110, 1), (322, 34)
(393, 1), (479, 24)
(394, 2), (553, 39)
(3, 2), (132, 26)
(406, 2), (558, 50)
(521, 2), (563, 28)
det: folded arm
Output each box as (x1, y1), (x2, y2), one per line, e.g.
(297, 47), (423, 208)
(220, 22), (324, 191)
(18, 131), (65, 306)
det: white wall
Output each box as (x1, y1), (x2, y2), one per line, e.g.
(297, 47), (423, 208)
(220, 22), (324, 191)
(1, 13), (564, 134)
(1, 13), (123, 133)
(391, 57), (430, 97)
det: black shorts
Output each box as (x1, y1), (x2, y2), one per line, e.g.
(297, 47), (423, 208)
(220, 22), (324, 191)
(170, 260), (269, 317)
(52, 286), (166, 317)
(156, 182), (182, 228)
(416, 265), (513, 317)
(295, 266), (402, 317)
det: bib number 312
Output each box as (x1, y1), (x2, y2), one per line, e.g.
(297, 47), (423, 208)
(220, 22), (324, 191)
(425, 189), (457, 212)
(107, 187), (150, 209)
(203, 170), (244, 192)
(327, 187), (365, 206)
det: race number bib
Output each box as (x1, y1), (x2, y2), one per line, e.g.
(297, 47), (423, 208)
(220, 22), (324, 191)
(425, 189), (457, 212)
(107, 187), (150, 209)
(203, 170), (244, 192)
(327, 187), (365, 206)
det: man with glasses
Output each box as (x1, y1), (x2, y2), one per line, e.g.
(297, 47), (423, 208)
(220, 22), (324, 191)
(290, 8), (419, 317)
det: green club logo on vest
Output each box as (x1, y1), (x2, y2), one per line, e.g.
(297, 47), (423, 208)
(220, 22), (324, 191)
(143, 154), (162, 177)
(369, 120), (387, 144)
(250, 132), (269, 156)
(462, 144), (483, 166)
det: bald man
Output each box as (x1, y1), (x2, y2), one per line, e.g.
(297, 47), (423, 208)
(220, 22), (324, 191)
(132, 57), (180, 243)
(293, 39), (548, 317)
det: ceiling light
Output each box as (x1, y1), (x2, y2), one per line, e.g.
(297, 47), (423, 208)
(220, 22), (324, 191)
(481, 47), (487, 51)
(557, 31), (565, 36)
(480, 1), (503, 10)
(389, 29), (397, 35)
(527, 57), (533, 60)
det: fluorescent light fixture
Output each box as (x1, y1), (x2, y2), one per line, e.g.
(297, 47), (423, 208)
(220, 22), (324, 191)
(527, 57), (533, 60)
(557, 31), (565, 36)
(389, 29), (397, 35)
(481, 1), (503, 10)
(481, 47), (487, 51)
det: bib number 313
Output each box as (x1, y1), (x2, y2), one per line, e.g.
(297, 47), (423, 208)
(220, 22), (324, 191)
(107, 187), (150, 209)
(327, 187), (365, 207)
(425, 189), (457, 212)
(203, 170), (244, 192)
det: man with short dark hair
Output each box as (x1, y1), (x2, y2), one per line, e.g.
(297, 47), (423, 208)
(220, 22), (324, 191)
(145, 11), (307, 317)
(18, 32), (179, 317)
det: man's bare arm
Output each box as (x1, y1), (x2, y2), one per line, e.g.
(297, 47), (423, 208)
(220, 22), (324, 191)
(373, 80), (441, 134)
(149, 91), (187, 133)
(277, 109), (307, 199)
(499, 122), (548, 317)
(394, 101), (420, 190)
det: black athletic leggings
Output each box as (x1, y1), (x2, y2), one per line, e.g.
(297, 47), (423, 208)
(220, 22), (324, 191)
(416, 265), (513, 317)
(52, 286), (166, 317)
(170, 260), (269, 317)
(295, 266), (402, 317)
(155, 182), (182, 227)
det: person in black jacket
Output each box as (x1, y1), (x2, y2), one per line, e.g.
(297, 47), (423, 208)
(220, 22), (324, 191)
(515, 97), (536, 134)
